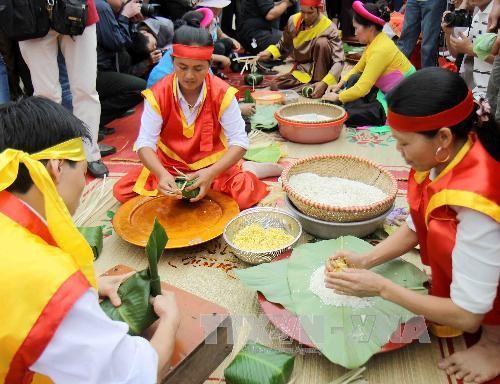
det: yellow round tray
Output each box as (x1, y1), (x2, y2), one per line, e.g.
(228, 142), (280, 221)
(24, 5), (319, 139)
(113, 191), (240, 248)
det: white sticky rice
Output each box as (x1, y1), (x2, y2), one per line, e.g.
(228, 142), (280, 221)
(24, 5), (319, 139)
(309, 266), (371, 308)
(289, 113), (332, 123)
(288, 173), (387, 207)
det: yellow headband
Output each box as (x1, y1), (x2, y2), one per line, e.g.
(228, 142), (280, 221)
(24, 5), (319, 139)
(0, 138), (96, 287)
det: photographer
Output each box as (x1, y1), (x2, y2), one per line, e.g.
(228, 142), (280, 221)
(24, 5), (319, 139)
(239, 0), (296, 54)
(442, 0), (494, 100)
(95, 0), (148, 138)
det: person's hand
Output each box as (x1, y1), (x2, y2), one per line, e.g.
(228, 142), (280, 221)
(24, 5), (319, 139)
(325, 250), (369, 273)
(184, 167), (217, 202)
(441, 11), (453, 32)
(239, 102), (256, 116)
(310, 81), (328, 99)
(256, 50), (273, 61)
(322, 92), (340, 103)
(97, 272), (135, 306)
(487, 0), (500, 31)
(491, 30), (500, 56)
(158, 172), (182, 199)
(325, 82), (342, 94)
(231, 38), (242, 51)
(151, 290), (181, 328)
(149, 49), (162, 65)
(449, 32), (474, 55)
(121, 0), (142, 18)
(324, 268), (388, 297)
(218, 55), (231, 68)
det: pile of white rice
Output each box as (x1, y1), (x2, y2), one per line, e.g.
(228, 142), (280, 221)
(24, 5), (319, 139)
(288, 172), (387, 207)
(309, 266), (371, 308)
(289, 113), (332, 123)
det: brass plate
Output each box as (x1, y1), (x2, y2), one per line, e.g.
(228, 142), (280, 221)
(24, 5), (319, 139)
(113, 191), (240, 248)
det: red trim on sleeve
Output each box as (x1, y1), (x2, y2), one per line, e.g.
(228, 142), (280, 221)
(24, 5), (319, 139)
(86, 0), (99, 26)
(5, 271), (91, 384)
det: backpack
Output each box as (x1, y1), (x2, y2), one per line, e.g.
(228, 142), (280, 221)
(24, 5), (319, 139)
(0, 0), (50, 41)
(50, 0), (88, 37)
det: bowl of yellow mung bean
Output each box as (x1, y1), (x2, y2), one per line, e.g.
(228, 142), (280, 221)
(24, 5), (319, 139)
(223, 207), (302, 264)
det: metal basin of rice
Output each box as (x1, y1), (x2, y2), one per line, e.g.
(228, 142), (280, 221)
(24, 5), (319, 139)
(223, 207), (302, 264)
(281, 154), (398, 223)
(285, 195), (393, 239)
(274, 102), (347, 144)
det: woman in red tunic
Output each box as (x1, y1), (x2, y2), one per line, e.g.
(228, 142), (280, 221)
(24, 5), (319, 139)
(113, 19), (282, 209)
(325, 68), (500, 383)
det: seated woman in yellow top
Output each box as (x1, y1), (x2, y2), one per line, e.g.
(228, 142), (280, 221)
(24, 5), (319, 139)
(323, 0), (415, 127)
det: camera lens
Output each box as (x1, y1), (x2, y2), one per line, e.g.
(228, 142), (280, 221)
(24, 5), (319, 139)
(140, 3), (159, 17)
(443, 12), (455, 25)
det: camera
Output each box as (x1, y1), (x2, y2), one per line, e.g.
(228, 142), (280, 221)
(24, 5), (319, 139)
(443, 9), (471, 27)
(140, 2), (160, 17)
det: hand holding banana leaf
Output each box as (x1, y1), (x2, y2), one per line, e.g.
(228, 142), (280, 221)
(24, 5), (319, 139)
(100, 218), (168, 335)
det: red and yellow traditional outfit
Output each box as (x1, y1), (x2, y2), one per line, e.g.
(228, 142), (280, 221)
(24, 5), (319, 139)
(113, 67), (269, 209)
(388, 91), (500, 335)
(0, 139), (96, 384)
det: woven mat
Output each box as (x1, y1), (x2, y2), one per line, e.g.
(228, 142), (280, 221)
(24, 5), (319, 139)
(75, 121), (472, 383)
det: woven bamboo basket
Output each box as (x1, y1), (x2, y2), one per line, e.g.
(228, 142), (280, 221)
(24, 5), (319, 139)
(274, 102), (347, 144)
(276, 102), (346, 123)
(281, 155), (398, 223)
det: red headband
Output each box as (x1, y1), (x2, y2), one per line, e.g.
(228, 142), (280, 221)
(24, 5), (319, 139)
(387, 90), (475, 132)
(171, 44), (214, 61)
(352, 1), (386, 26)
(300, 0), (323, 7)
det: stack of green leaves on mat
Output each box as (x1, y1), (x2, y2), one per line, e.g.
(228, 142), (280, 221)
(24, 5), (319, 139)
(100, 218), (167, 335)
(78, 226), (103, 260)
(235, 236), (428, 369)
(343, 43), (364, 54)
(224, 342), (295, 384)
(244, 142), (283, 163)
(250, 105), (280, 131)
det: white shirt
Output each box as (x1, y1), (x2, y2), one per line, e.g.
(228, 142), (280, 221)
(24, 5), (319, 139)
(461, 2), (494, 100)
(31, 289), (158, 383)
(135, 79), (249, 151)
(405, 169), (500, 314)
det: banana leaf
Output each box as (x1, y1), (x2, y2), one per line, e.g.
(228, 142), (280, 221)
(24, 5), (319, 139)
(288, 237), (427, 369)
(244, 143), (283, 163)
(100, 218), (168, 335)
(236, 236), (428, 369)
(224, 342), (295, 384)
(244, 89), (256, 104)
(250, 105), (280, 131)
(175, 177), (200, 200)
(78, 226), (103, 260)
(235, 259), (296, 312)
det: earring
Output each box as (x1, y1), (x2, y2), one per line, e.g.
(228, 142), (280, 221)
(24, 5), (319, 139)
(434, 146), (451, 163)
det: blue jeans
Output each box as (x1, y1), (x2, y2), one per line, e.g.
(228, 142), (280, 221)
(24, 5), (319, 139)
(0, 54), (10, 104)
(58, 48), (73, 111)
(397, 0), (446, 68)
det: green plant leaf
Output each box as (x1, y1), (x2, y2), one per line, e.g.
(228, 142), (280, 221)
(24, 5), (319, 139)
(146, 218), (168, 296)
(244, 89), (255, 104)
(100, 270), (158, 335)
(100, 218), (168, 334)
(78, 226), (103, 260)
(224, 342), (295, 384)
(235, 259), (296, 312)
(243, 143), (282, 163)
(175, 177), (200, 200)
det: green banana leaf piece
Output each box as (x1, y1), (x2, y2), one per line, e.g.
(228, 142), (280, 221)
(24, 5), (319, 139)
(224, 342), (295, 384)
(250, 105), (280, 131)
(235, 259), (296, 312)
(100, 218), (168, 335)
(78, 226), (103, 260)
(244, 89), (256, 104)
(244, 143), (282, 163)
(288, 237), (427, 369)
(473, 32), (497, 60)
(236, 236), (428, 369)
(175, 177), (200, 200)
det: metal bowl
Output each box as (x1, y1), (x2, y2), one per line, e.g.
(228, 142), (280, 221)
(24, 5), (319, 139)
(285, 195), (392, 239)
(223, 207), (302, 264)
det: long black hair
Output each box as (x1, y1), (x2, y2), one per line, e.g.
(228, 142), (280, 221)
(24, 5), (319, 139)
(173, 10), (213, 47)
(0, 97), (90, 193)
(353, 1), (391, 31)
(386, 67), (500, 160)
